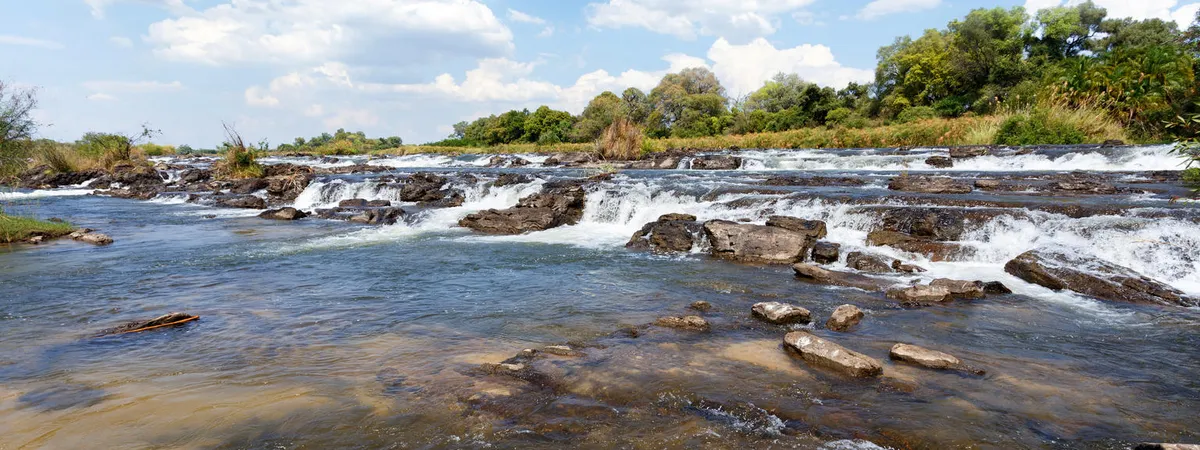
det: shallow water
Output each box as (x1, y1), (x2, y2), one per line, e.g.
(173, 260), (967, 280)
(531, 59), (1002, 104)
(2, 145), (1199, 449)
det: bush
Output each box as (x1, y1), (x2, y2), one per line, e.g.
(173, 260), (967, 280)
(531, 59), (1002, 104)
(139, 143), (175, 157)
(214, 124), (264, 179)
(825, 107), (853, 124)
(1183, 167), (1200, 186)
(994, 109), (1085, 146)
(896, 106), (938, 124)
(597, 118), (644, 160)
(934, 98), (965, 118)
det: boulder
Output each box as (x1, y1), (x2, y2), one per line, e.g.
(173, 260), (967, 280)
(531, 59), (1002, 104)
(886, 285), (954, 307)
(488, 156), (530, 167)
(1135, 445), (1200, 450)
(179, 168), (212, 184)
(625, 153), (682, 169)
(875, 207), (981, 241)
(339, 199), (370, 208)
(1003, 248), (1195, 307)
(493, 173), (533, 187)
(793, 263), (888, 291)
(980, 281), (1011, 295)
(751, 302), (812, 325)
(761, 176), (867, 187)
(765, 216), (827, 239)
(266, 174), (313, 203)
(627, 213), (703, 253)
(1046, 180), (1119, 195)
(811, 241), (840, 264)
(263, 163), (315, 177)
(975, 179), (1002, 189)
(347, 207), (405, 225)
(74, 232), (113, 246)
(259, 207), (307, 220)
(690, 155), (742, 170)
(826, 305), (864, 332)
(846, 252), (895, 273)
(545, 152), (597, 167)
(783, 331), (883, 378)
(891, 260), (927, 273)
(459, 185), (587, 235)
(704, 220), (813, 264)
(925, 156), (953, 168)
(214, 195), (266, 209)
(399, 172), (449, 202)
(689, 301), (712, 312)
(654, 316), (710, 331)
(1100, 139), (1126, 148)
(929, 278), (985, 299)
(888, 175), (973, 194)
(228, 178), (269, 194)
(890, 343), (983, 374)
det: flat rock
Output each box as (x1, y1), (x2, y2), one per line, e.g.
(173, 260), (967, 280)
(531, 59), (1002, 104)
(890, 343), (985, 375)
(690, 155), (741, 170)
(887, 285), (954, 307)
(654, 316), (710, 331)
(1004, 248), (1195, 307)
(826, 305), (864, 332)
(74, 233), (114, 246)
(765, 216), (827, 239)
(866, 230), (969, 261)
(888, 176), (973, 194)
(925, 156), (953, 168)
(213, 194), (267, 209)
(460, 185), (586, 235)
(259, 207), (307, 220)
(929, 278), (985, 299)
(847, 252), (894, 273)
(751, 302), (812, 325)
(792, 263), (888, 291)
(704, 220), (813, 264)
(783, 331), (882, 378)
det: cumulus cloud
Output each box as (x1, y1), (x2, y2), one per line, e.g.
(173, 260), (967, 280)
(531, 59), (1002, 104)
(857, 0), (942, 20)
(0, 35), (65, 50)
(586, 0), (816, 41)
(1025, 0), (1200, 27)
(144, 0), (514, 66)
(706, 38), (873, 96)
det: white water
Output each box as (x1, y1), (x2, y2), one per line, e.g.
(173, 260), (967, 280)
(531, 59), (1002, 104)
(738, 145), (1182, 172)
(0, 189), (94, 201)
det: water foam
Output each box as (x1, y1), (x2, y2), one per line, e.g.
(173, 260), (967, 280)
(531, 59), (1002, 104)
(738, 145), (1182, 172)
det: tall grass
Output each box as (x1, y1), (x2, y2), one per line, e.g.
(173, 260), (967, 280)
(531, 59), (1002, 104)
(36, 143), (83, 173)
(214, 124), (264, 179)
(596, 118), (644, 160)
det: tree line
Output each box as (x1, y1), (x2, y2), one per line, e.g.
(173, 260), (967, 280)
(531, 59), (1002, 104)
(431, 1), (1200, 146)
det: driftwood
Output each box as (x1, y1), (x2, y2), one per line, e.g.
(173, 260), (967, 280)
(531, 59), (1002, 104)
(94, 313), (199, 337)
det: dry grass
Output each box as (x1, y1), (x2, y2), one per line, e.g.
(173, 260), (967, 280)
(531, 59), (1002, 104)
(596, 118), (645, 160)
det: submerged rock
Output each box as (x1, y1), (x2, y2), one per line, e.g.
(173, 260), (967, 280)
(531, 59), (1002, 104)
(888, 176), (973, 194)
(704, 220), (816, 264)
(73, 232), (114, 246)
(654, 316), (710, 331)
(929, 278), (985, 299)
(259, 207), (307, 220)
(783, 331), (882, 377)
(1004, 248), (1195, 307)
(793, 263), (888, 291)
(627, 213), (703, 253)
(95, 312), (198, 337)
(811, 241), (840, 264)
(826, 305), (864, 332)
(689, 301), (712, 312)
(846, 252), (894, 273)
(213, 194), (267, 209)
(459, 185), (586, 235)
(889, 343), (985, 375)
(886, 285), (954, 307)
(690, 155), (741, 170)
(751, 302), (812, 325)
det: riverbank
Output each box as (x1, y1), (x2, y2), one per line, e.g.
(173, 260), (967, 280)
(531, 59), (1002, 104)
(0, 213), (74, 244)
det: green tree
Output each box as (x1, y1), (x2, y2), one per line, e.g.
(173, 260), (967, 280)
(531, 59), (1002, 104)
(620, 88), (652, 125)
(572, 91), (622, 142)
(948, 7), (1030, 94)
(648, 67), (728, 136)
(523, 106), (575, 144)
(1027, 1), (1107, 61)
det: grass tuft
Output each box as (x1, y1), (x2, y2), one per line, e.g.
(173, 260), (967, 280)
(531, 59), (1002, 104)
(214, 124), (265, 179)
(596, 118), (645, 160)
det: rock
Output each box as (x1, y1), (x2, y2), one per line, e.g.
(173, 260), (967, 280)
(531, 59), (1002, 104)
(886, 285), (953, 307)
(975, 179), (1001, 189)
(889, 343), (983, 374)
(782, 331), (883, 378)
(541, 345), (584, 357)
(228, 178), (269, 194)
(625, 153), (682, 169)
(891, 260), (927, 273)
(1135, 445), (1200, 450)
(1100, 139), (1126, 148)
(266, 174), (313, 203)
(949, 145), (992, 158)
(751, 302), (812, 325)
(792, 263), (888, 291)
(263, 163), (314, 177)
(765, 216), (828, 239)
(875, 207), (981, 241)
(811, 241), (840, 264)
(888, 175), (973, 194)
(704, 220), (814, 264)
(214, 195), (266, 209)
(348, 207), (405, 225)
(761, 176), (867, 187)
(493, 173), (533, 187)
(259, 207), (307, 220)
(399, 172), (451, 202)
(654, 316), (710, 331)
(626, 214), (703, 253)
(545, 152), (597, 167)
(866, 231), (968, 261)
(339, 199), (370, 208)
(95, 312), (198, 337)
(689, 301), (712, 312)
(1004, 248), (1195, 307)
(68, 228), (93, 239)
(690, 155), (742, 170)
(846, 252), (895, 273)
(929, 278), (985, 299)
(1046, 180), (1118, 194)
(460, 185), (587, 235)
(925, 156), (953, 168)
(488, 156), (530, 167)
(74, 233), (114, 246)
(179, 168), (212, 184)
(366, 200), (392, 207)
(980, 281), (1011, 295)
(28, 236), (45, 245)
(826, 305), (864, 332)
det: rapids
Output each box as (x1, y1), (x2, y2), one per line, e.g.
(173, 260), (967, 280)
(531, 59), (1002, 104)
(2, 144), (1198, 449)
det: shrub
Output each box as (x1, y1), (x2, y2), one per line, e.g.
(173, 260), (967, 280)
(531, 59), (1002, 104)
(597, 118), (644, 160)
(896, 106), (938, 124)
(825, 107), (853, 124)
(214, 124), (264, 179)
(1183, 167), (1200, 186)
(139, 143), (175, 157)
(934, 98), (965, 118)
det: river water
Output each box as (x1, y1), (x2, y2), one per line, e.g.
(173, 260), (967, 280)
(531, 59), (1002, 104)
(1, 145), (1198, 449)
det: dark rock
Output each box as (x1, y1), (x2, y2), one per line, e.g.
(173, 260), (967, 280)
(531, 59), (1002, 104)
(347, 207), (405, 225)
(627, 214), (704, 253)
(339, 199), (370, 208)
(228, 178), (269, 194)
(493, 173), (533, 187)
(1003, 248), (1195, 307)
(625, 153), (682, 169)
(459, 185), (586, 235)
(266, 174), (313, 203)
(214, 195), (266, 209)
(399, 172), (449, 202)
(179, 169), (212, 184)
(811, 241), (840, 264)
(263, 163), (314, 177)
(826, 305), (864, 332)
(765, 216), (827, 239)
(704, 220), (814, 264)
(259, 207), (307, 220)
(689, 301), (712, 312)
(761, 176), (867, 187)
(1046, 179), (1118, 194)
(783, 331), (882, 378)
(545, 152), (597, 167)
(866, 231), (969, 261)
(366, 200), (392, 207)
(690, 155), (741, 170)
(925, 156), (953, 168)
(488, 156), (531, 167)
(980, 281), (1011, 295)
(891, 259), (927, 273)
(888, 176), (973, 194)
(1100, 139), (1126, 148)
(875, 207), (986, 241)
(949, 145), (993, 158)
(846, 252), (894, 273)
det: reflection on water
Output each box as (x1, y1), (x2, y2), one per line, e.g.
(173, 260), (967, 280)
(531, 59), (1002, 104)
(2, 146), (1200, 448)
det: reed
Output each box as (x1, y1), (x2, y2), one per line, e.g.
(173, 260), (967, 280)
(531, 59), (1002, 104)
(596, 118), (645, 160)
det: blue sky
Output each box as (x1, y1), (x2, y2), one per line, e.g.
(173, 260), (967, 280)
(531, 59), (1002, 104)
(2, 0), (1198, 147)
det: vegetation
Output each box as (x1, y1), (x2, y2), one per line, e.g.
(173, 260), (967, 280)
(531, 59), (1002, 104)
(277, 129), (403, 155)
(597, 118), (645, 160)
(0, 212), (74, 243)
(214, 124), (264, 179)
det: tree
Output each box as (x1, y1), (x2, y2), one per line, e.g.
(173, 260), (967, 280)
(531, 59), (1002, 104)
(0, 81), (38, 152)
(1028, 1), (1107, 61)
(948, 7), (1030, 94)
(648, 67), (729, 136)
(572, 92), (621, 141)
(523, 106), (574, 145)
(620, 88), (652, 125)
(874, 29), (958, 116)
(1096, 18), (1180, 52)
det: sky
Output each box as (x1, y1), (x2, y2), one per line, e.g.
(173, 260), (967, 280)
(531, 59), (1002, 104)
(2, 0), (1198, 147)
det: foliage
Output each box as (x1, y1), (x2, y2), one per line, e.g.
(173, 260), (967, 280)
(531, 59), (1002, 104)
(279, 129), (403, 155)
(139, 143), (175, 157)
(0, 214), (75, 243)
(1, 81), (39, 179)
(897, 106), (939, 123)
(596, 118), (644, 160)
(215, 124), (264, 179)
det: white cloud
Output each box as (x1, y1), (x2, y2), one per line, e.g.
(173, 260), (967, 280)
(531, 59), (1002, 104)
(858, 0), (941, 20)
(110, 36), (133, 47)
(0, 35), (65, 50)
(706, 38), (873, 96)
(537, 26), (556, 38)
(586, 0), (816, 41)
(508, 9), (546, 25)
(1025, 0), (1200, 27)
(82, 80), (184, 93)
(145, 0), (514, 66)
(87, 93), (118, 101)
